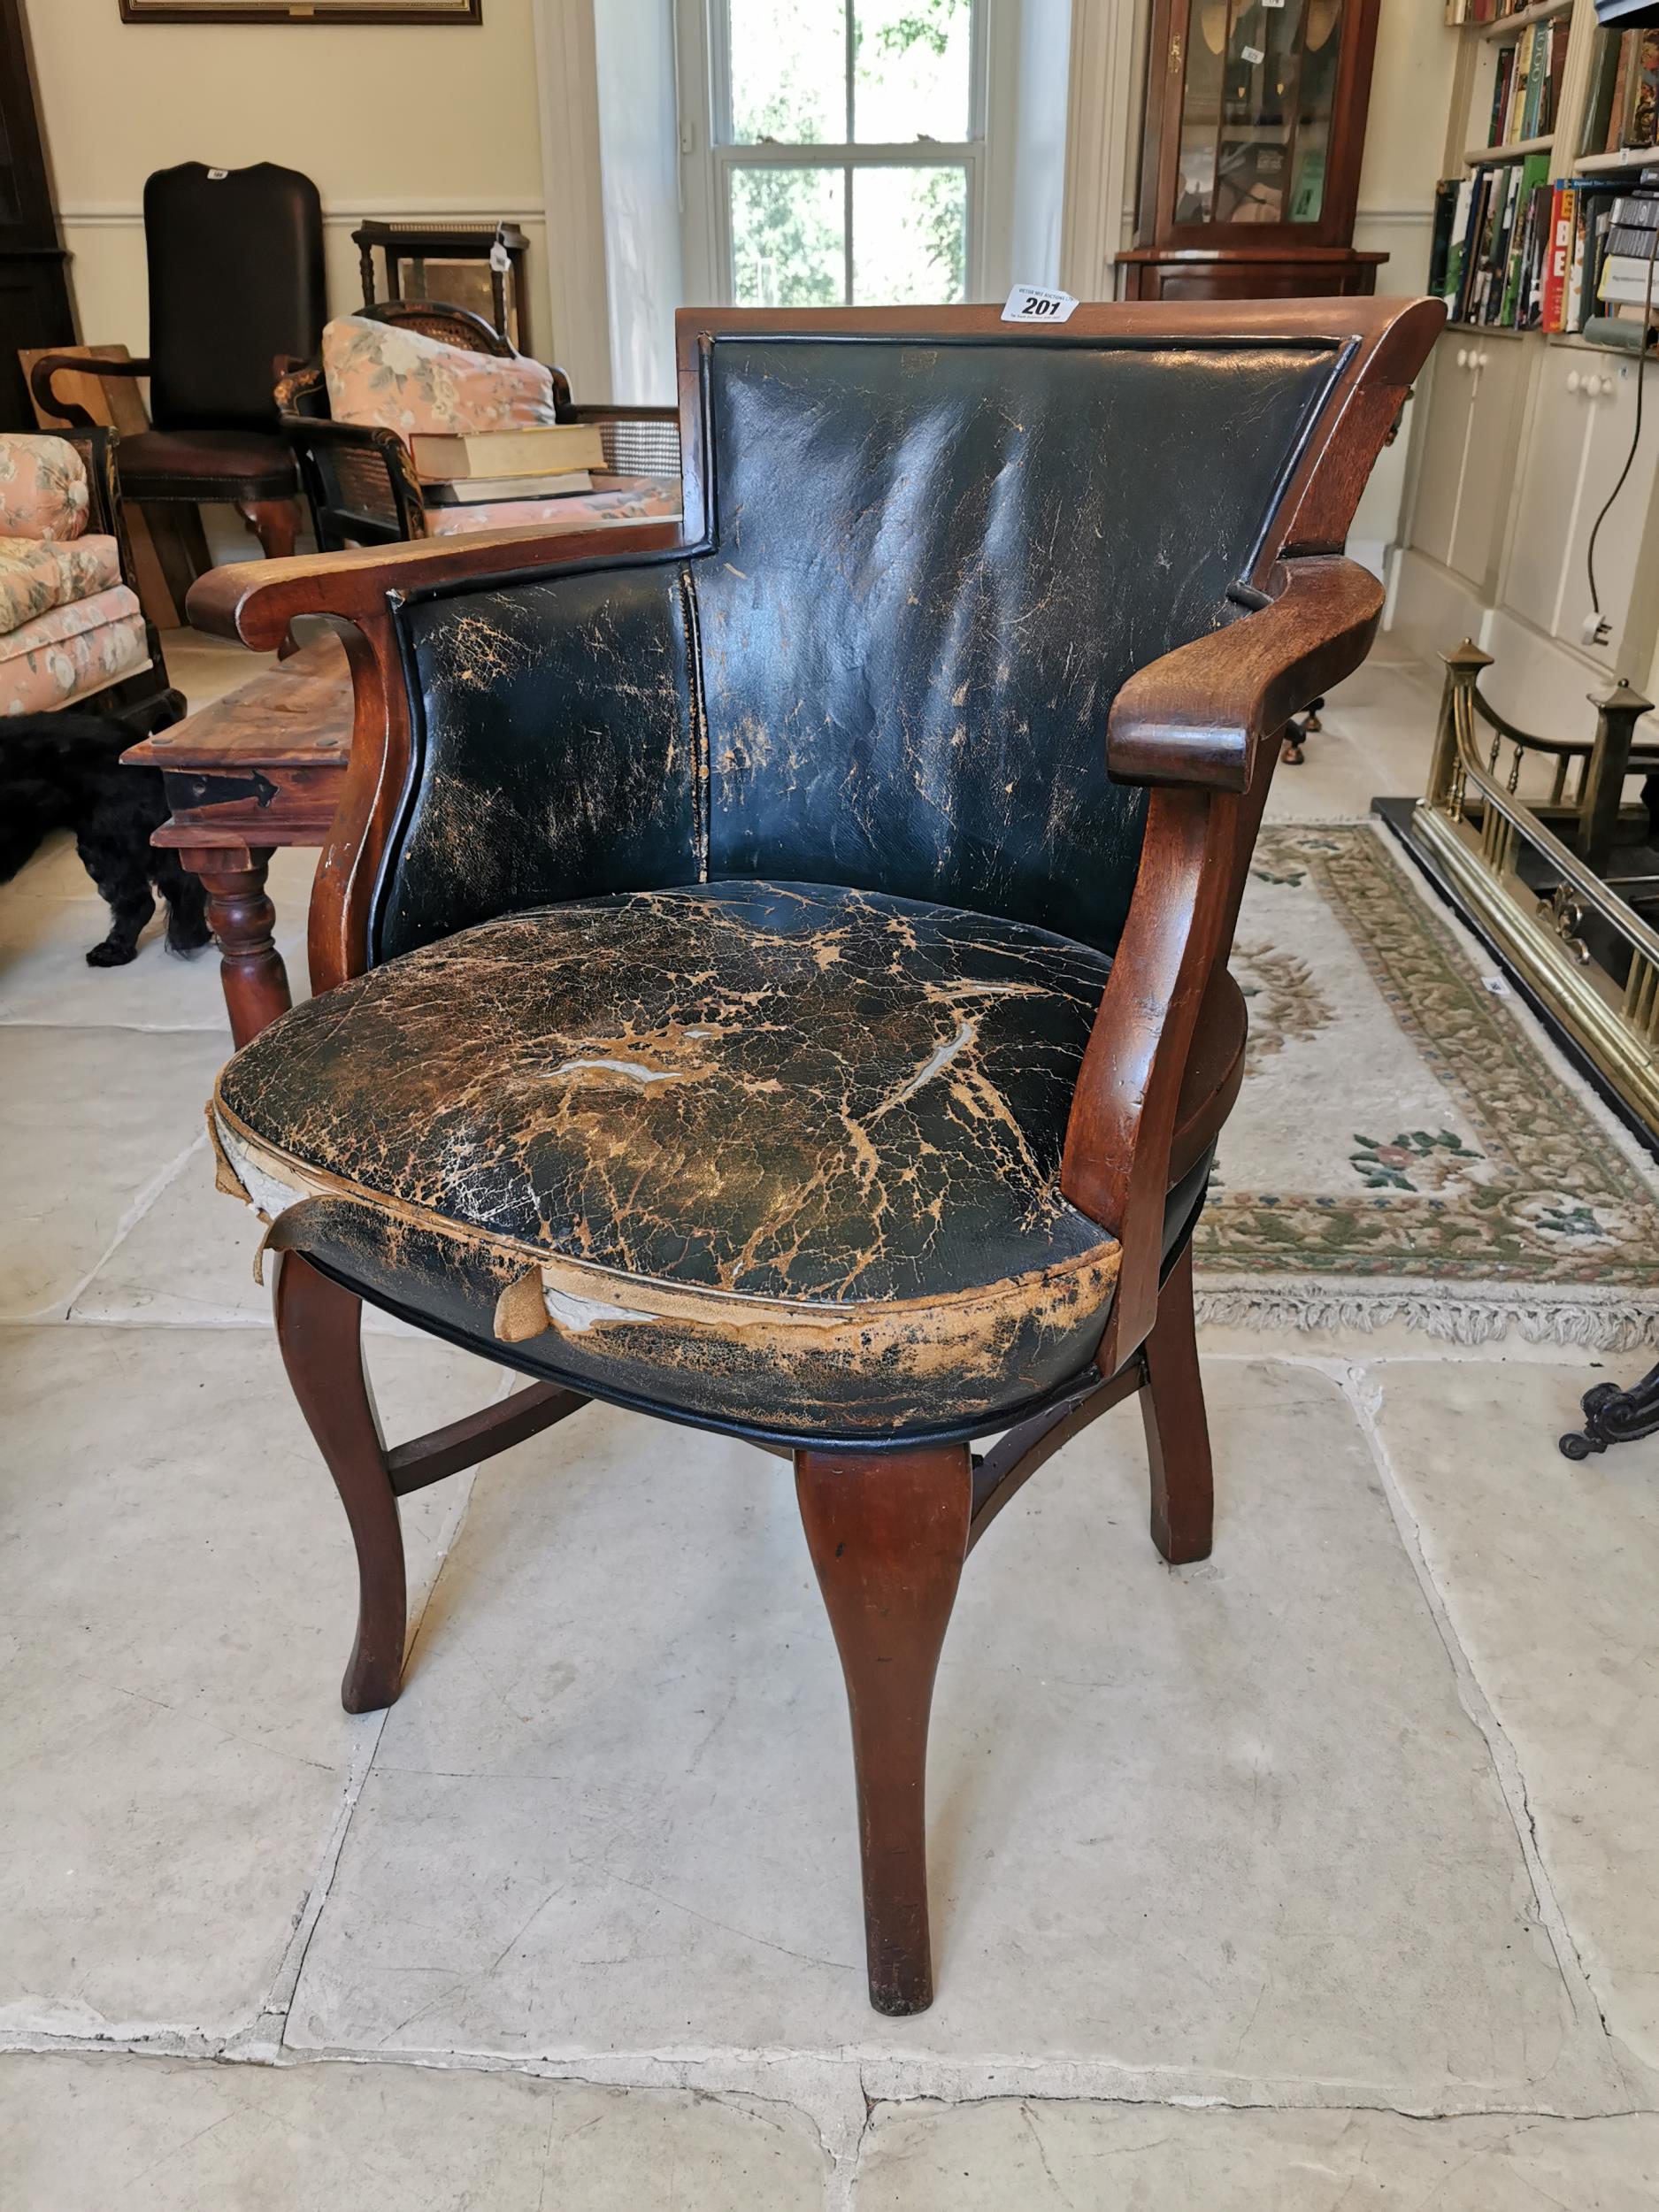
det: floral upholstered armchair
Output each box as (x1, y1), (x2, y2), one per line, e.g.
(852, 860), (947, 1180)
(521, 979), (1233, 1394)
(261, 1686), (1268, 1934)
(278, 302), (680, 552)
(0, 431), (177, 726)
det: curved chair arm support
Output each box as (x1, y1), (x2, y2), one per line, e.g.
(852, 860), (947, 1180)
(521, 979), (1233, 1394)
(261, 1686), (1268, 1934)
(28, 352), (152, 431)
(1109, 555), (1383, 792)
(278, 411), (431, 541)
(1068, 555), (1383, 1366)
(186, 513), (691, 650)
(273, 358), (327, 413)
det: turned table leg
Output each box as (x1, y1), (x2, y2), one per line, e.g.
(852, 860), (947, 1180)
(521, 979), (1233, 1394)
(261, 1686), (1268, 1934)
(193, 843), (292, 1047)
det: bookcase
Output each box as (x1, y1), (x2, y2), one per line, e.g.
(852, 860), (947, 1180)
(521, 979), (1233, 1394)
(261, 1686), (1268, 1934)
(1392, 1), (1659, 734)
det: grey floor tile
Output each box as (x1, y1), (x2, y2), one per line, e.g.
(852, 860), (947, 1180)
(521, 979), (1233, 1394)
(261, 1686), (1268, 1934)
(0, 1027), (225, 1319)
(1369, 1358), (1659, 2077)
(0, 2051), (826, 2211)
(0, 1324), (507, 2039)
(287, 1365), (1586, 2102)
(854, 2099), (1659, 2209)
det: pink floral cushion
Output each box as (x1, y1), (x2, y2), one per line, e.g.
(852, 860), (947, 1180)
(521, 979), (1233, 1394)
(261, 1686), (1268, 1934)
(323, 315), (560, 437)
(0, 435), (90, 543)
(0, 584), (148, 716)
(0, 534), (122, 638)
(422, 478), (681, 539)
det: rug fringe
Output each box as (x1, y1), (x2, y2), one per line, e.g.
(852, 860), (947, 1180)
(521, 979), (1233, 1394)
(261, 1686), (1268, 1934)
(1193, 1278), (1659, 1352)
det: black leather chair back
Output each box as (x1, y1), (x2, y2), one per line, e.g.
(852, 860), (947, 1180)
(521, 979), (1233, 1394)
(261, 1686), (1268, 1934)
(144, 162), (326, 433)
(376, 327), (1343, 965)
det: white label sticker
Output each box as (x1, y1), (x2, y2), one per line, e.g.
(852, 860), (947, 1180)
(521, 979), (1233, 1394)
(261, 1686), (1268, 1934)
(1480, 973), (1513, 997)
(208, 168), (229, 181)
(1240, 42), (1265, 62)
(1002, 284), (1079, 325)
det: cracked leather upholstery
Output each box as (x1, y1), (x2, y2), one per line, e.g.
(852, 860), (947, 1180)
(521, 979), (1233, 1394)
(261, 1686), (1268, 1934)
(216, 882), (1128, 1436)
(214, 328), (1331, 1438)
(376, 335), (1338, 963)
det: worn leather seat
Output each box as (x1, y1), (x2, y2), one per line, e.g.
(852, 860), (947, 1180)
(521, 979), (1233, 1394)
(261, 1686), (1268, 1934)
(213, 879), (1239, 1440)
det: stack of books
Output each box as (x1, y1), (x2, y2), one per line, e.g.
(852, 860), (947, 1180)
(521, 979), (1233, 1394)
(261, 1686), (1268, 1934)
(1430, 168), (1659, 336)
(1432, 157), (1555, 328)
(1581, 27), (1659, 159)
(1595, 177), (1659, 327)
(1485, 16), (1570, 148)
(412, 423), (607, 507)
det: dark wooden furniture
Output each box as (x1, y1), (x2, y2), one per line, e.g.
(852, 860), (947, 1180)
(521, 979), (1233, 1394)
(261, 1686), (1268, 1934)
(188, 297), (1441, 2016)
(0, 0), (73, 431)
(32, 163), (326, 565)
(119, 1), (480, 19)
(352, 219), (531, 351)
(24, 343), (214, 629)
(278, 300), (680, 552)
(1561, 1361), (1659, 1459)
(1119, 0), (1386, 301)
(123, 634), (351, 1044)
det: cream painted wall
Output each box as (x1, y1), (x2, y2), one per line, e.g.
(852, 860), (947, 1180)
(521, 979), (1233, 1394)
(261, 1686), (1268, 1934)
(1344, 0), (1459, 563)
(23, 0), (553, 358)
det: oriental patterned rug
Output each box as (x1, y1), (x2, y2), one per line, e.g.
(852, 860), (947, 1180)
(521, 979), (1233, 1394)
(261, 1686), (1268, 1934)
(1194, 824), (1659, 1348)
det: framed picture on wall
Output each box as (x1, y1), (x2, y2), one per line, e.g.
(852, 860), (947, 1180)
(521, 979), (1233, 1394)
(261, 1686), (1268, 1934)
(119, 2), (480, 20)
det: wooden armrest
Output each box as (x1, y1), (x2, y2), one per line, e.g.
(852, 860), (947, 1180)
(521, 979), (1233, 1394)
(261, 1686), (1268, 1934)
(1109, 556), (1384, 793)
(279, 413), (409, 453)
(1065, 555), (1384, 1366)
(187, 516), (692, 650)
(30, 352), (151, 429)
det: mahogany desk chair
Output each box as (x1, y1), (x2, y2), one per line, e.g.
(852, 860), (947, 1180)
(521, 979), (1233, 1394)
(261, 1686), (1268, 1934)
(34, 163), (324, 565)
(190, 298), (1442, 2016)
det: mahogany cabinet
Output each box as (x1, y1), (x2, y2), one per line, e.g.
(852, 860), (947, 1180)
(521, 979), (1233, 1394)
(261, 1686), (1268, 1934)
(1119, 0), (1386, 301)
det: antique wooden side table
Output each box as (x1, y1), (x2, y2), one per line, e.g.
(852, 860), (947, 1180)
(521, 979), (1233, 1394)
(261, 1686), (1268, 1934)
(123, 634), (350, 1045)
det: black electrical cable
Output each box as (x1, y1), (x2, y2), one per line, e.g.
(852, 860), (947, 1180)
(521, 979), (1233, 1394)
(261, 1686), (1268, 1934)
(1586, 211), (1659, 622)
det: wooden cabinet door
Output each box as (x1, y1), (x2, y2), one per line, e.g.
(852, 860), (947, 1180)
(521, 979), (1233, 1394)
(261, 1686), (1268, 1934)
(1503, 349), (1596, 642)
(1409, 335), (1477, 573)
(1563, 357), (1659, 672)
(1449, 338), (1528, 596)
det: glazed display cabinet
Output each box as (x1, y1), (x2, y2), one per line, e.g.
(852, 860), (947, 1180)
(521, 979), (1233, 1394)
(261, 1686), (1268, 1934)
(1118, 0), (1385, 300)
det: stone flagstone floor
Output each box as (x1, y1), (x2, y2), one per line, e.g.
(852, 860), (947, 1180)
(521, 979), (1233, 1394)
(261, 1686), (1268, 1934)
(3, 632), (1658, 2208)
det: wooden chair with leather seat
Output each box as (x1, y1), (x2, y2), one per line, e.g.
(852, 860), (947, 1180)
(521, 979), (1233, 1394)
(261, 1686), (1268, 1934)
(32, 162), (325, 566)
(188, 297), (1442, 2018)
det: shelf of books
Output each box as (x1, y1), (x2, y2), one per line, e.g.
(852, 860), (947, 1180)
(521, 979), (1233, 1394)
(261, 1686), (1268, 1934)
(1434, 4), (1659, 341)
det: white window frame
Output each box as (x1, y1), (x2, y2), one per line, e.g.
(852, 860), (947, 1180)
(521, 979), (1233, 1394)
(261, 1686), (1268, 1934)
(678, 0), (988, 308)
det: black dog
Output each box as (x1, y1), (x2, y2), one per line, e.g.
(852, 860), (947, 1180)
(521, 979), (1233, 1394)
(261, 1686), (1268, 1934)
(0, 712), (211, 965)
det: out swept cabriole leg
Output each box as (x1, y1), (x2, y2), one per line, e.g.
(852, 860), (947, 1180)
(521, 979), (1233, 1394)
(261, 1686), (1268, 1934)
(795, 1440), (972, 2016)
(273, 1250), (407, 1714)
(1139, 1239), (1214, 1564)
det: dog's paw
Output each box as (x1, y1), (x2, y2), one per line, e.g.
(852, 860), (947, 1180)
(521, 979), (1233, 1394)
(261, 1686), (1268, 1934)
(86, 939), (139, 968)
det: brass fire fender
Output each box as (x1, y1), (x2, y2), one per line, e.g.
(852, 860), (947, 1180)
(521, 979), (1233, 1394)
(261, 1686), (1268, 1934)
(1409, 641), (1659, 1133)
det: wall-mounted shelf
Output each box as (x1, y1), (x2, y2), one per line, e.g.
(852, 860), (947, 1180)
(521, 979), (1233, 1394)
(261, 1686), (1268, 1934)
(1576, 148), (1656, 175)
(1476, 0), (1572, 39)
(1463, 134), (1555, 164)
